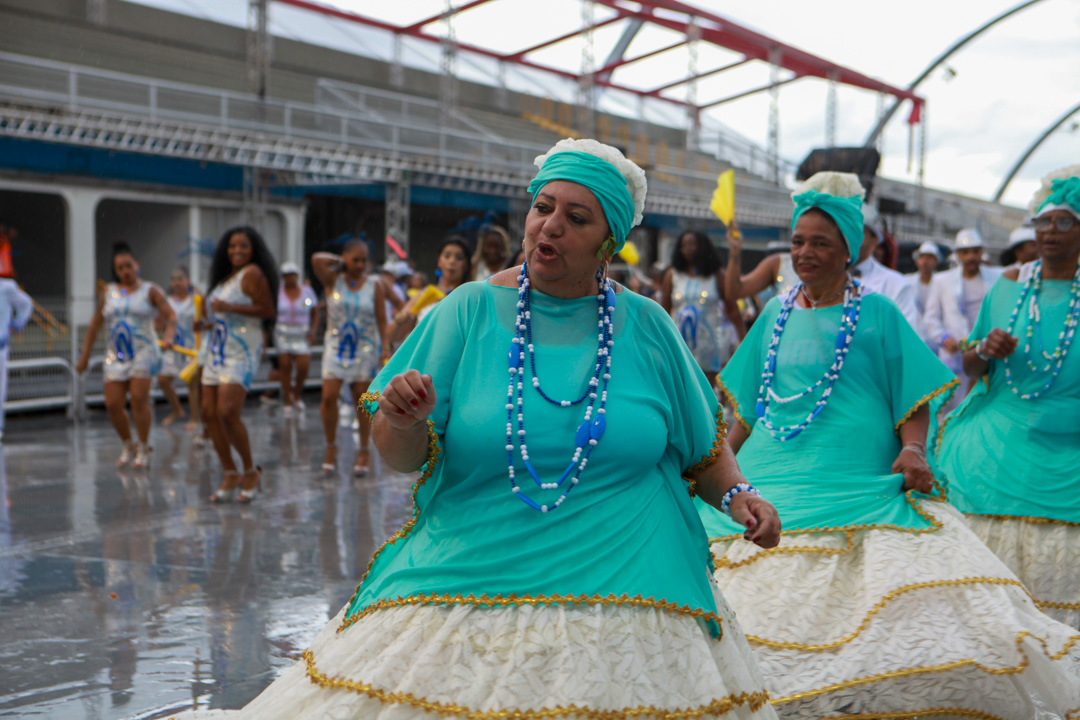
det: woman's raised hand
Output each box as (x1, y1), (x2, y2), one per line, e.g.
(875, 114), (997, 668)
(726, 222), (742, 256)
(728, 493), (781, 548)
(379, 369), (436, 429)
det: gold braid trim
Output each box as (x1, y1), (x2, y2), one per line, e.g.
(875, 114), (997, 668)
(772, 631), (1080, 706)
(968, 513), (1080, 527)
(712, 530), (856, 571)
(707, 492), (943, 544)
(933, 375), (989, 458)
(333, 592), (726, 640)
(744, 576), (1028, 652)
(716, 379), (751, 434)
(1037, 599), (1080, 610)
(302, 649), (770, 720)
(893, 377), (959, 433)
(340, 391), (441, 634)
(681, 406), (728, 498)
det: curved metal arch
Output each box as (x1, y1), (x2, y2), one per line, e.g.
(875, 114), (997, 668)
(863, 0), (1045, 148)
(993, 102), (1080, 202)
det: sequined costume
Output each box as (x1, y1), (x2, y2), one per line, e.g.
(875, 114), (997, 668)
(698, 290), (1080, 717)
(202, 271), (262, 390)
(670, 270), (736, 373)
(321, 276), (379, 384)
(102, 282), (161, 383)
(275, 285), (318, 356)
(159, 293), (196, 378)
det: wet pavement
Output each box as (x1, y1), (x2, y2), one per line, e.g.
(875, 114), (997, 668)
(0, 395), (413, 719)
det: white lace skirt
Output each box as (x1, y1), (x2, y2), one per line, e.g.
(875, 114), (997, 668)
(710, 501), (1080, 719)
(170, 584), (777, 720)
(965, 513), (1080, 631)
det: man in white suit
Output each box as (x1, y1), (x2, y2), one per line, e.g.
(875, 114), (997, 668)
(851, 204), (925, 338)
(923, 228), (1003, 397)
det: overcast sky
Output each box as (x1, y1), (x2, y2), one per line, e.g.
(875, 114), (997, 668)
(136, 0), (1080, 210)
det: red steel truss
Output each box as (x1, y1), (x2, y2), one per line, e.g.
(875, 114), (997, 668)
(274, 0), (923, 124)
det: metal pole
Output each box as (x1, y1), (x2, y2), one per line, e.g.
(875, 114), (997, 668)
(863, 0), (1044, 148)
(993, 101), (1080, 202)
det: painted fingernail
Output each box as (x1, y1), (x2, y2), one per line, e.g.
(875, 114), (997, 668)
(410, 397), (419, 406)
(396, 409), (406, 415)
(418, 390), (427, 401)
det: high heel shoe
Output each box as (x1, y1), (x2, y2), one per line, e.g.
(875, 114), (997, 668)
(117, 441), (138, 467)
(132, 444), (151, 470)
(322, 444), (336, 473)
(237, 466), (262, 503)
(210, 470), (241, 503)
(353, 447), (370, 478)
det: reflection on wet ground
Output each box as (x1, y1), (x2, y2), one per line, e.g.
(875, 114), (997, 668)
(0, 396), (413, 719)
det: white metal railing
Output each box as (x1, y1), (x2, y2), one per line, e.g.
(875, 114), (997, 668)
(0, 50), (789, 199)
(6, 357), (78, 418)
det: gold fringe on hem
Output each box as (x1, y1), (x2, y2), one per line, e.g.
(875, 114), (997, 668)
(893, 377), (959, 433)
(682, 407), (729, 497)
(708, 492), (943, 545)
(711, 530), (856, 571)
(744, 576), (1029, 652)
(341, 391), (441, 634)
(334, 592), (726, 641)
(716, 380), (751, 435)
(967, 513), (1080, 527)
(302, 649), (771, 720)
(771, 631), (1080, 705)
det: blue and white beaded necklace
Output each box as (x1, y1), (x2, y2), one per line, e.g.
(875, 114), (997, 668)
(1002, 260), (1080, 400)
(755, 276), (862, 441)
(505, 261), (615, 513)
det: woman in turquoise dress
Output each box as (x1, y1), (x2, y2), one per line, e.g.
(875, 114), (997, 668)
(935, 165), (1080, 630)
(173, 139), (781, 719)
(698, 171), (1080, 718)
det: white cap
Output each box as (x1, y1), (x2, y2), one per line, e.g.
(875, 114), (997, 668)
(1008, 226), (1036, 248)
(280, 261), (300, 276)
(915, 241), (941, 260)
(381, 259), (413, 278)
(954, 228), (984, 249)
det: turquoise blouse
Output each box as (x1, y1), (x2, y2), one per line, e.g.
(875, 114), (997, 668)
(935, 274), (1080, 523)
(345, 281), (728, 635)
(699, 292), (957, 539)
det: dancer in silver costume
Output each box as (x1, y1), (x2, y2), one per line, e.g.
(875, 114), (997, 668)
(77, 243), (177, 470)
(275, 261), (319, 417)
(312, 239), (387, 477)
(157, 266), (200, 428)
(198, 227), (277, 503)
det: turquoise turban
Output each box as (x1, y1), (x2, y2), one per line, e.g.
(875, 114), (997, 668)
(527, 151), (635, 252)
(791, 189), (865, 261)
(1037, 176), (1080, 218)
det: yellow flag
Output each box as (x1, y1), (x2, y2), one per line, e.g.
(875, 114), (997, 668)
(709, 169), (736, 226)
(617, 240), (640, 266)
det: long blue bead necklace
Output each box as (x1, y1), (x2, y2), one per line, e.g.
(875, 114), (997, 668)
(505, 261), (615, 513)
(1002, 259), (1080, 400)
(755, 276), (862, 441)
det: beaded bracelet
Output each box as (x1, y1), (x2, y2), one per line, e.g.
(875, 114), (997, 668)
(720, 482), (760, 516)
(975, 341), (991, 362)
(901, 442), (926, 459)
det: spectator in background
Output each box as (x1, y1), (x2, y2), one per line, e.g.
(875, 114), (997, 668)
(906, 240), (941, 319)
(470, 224), (511, 283)
(923, 228), (1003, 399)
(852, 204), (924, 338)
(1001, 224), (1037, 269)
(0, 276), (31, 440)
